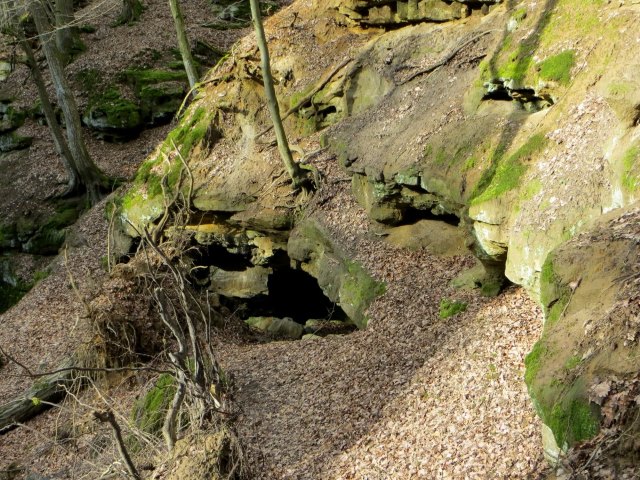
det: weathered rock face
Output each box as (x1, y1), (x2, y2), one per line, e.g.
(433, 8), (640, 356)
(117, 0), (640, 462)
(210, 266), (271, 298)
(246, 316), (305, 339)
(525, 205), (640, 457)
(288, 219), (385, 330)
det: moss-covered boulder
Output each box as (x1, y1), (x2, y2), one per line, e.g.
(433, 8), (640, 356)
(525, 204), (640, 457)
(0, 101), (26, 133)
(139, 82), (187, 127)
(0, 199), (83, 255)
(82, 88), (143, 142)
(0, 132), (32, 153)
(288, 219), (385, 329)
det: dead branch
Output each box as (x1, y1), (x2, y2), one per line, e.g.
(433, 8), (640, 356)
(94, 409), (142, 480)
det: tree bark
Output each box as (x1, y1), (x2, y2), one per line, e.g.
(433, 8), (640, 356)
(20, 32), (79, 194)
(30, 0), (107, 204)
(168, 0), (198, 93)
(54, 0), (82, 62)
(0, 357), (75, 433)
(118, 0), (143, 25)
(249, 0), (306, 188)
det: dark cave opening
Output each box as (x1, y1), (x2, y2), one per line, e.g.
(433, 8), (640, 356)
(190, 242), (351, 327)
(222, 264), (349, 325)
(400, 207), (461, 227)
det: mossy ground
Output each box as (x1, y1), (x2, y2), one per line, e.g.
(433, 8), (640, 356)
(438, 298), (467, 319)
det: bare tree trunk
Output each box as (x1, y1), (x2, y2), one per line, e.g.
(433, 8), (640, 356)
(168, 0), (198, 93)
(20, 33), (79, 195)
(118, 0), (143, 25)
(249, 0), (306, 188)
(30, 0), (107, 204)
(0, 357), (75, 432)
(54, 0), (82, 62)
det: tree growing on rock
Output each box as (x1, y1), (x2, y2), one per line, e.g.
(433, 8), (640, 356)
(249, 0), (310, 189)
(169, 0), (198, 93)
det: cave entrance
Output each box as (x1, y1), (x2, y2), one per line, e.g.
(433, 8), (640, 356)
(238, 266), (349, 324)
(193, 242), (354, 339)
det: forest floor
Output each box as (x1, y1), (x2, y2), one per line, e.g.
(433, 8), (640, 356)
(0, 0), (550, 478)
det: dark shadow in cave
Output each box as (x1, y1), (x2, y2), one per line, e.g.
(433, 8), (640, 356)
(221, 265), (349, 325)
(400, 207), (460, 227)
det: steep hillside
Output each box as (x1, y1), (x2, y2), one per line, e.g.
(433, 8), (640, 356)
(2, 0), (640, 478)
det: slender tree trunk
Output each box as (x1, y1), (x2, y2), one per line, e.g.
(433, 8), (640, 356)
(30, 0), (107, 204)
(20, 33), (79, 195)
(249, 0), (306, 188)
(54, 0), (81, 62)
(168, 0), (198, 93)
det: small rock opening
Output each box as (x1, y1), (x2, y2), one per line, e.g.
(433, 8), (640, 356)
(483, 80), (554, 112)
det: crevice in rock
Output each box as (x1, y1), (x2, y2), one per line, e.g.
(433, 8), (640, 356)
(483, 79), (554, 112)
(398, 203), (461, 227)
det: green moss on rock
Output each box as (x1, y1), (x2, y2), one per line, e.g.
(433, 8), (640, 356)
(622, 145), (640, 192)
(132, 373), (176, 434)
(471, 133), (547, 205)
(288, 220), (385, 330)
(538, 50), (575, 85)
(119, 106), (215, 235)
(121, 69), (188, 94)
(83, 88), (142, 142)
(539, 253), (572, 325)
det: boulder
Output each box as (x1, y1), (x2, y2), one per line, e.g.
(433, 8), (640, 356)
(209, 266), (271, 299)
(82, 89), (143, 142)
(0, 132), (32, 153)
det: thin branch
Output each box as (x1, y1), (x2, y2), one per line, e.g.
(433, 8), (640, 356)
(94, 410), (142, 480)
(0, 346), (172, 378)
